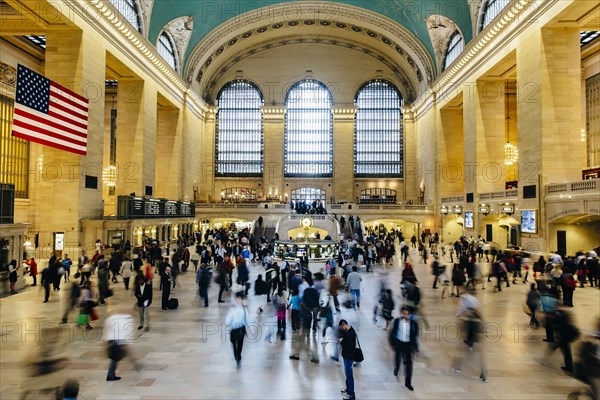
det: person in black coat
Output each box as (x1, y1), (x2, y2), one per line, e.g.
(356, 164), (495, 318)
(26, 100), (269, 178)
(41, 267), (52, 303)
(160, 266), (172, 310)
(134, 275), (152, 330)
(339, 319), (359, 400)
(389, 307), (419, 391)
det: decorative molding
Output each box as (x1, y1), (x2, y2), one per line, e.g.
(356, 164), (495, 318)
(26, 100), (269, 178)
(138, 0), (154, 38)
(162, 15), (194, 74)
(185, 2), (435, 100)
(469, 0), (485, 36)
(425, 15), (461, 75)
(411, 0), (543, 117)
(0, 62), (17, 89)
(201, 37), (418, 103)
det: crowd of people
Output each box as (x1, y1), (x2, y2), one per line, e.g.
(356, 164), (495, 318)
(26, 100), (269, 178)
(10, 222), (600, 400)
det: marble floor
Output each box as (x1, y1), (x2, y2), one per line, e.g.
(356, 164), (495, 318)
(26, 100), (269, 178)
(1, 253), (598, 400)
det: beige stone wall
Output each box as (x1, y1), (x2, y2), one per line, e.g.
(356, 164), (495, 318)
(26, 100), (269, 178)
(548, 222), (600, 255)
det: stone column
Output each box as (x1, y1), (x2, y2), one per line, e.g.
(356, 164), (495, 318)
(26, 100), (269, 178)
(462, 80), (506, 195)
(39, 28), (105, 256)
(517, 27), (584, 186)
(403, 109), (417, 203)
(262, 106), (285, 199)
(439, 104), (465, 198)
(115, 78), (157, 197)
(332, 107), (355, 203)
(199, 106), (215, 201)
(155, 106), (182, 199)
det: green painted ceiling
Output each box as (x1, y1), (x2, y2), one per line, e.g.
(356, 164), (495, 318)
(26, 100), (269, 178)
(149, 0), (473, 69)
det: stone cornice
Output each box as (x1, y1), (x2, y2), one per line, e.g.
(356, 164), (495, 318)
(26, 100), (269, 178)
(63, 0), (207, 120)
(411, 0), (554, 118)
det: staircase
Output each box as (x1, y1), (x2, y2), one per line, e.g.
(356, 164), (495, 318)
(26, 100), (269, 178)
(263, 227), (276, 241)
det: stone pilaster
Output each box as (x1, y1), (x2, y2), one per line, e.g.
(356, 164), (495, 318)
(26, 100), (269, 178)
(332, 107), (355, 203)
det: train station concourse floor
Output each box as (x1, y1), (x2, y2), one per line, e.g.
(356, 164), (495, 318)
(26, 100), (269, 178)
(0, 256), (598, 400)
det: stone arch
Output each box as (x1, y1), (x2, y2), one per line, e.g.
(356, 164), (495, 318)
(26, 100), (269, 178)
(184, 1), (435, 104)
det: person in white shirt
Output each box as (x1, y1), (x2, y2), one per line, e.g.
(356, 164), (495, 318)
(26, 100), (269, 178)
(120, 258), (133, 291)
(103, 308), (137, 381)
(550, 251), (563, 265)
(346, 266), (362, 308)
(225, 292), (249, 368)
(389, 307), (419, 391)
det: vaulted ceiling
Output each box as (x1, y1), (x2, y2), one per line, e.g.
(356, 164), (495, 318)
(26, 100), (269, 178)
(148, 0), (475, 102)
(149, 0), (474, 65)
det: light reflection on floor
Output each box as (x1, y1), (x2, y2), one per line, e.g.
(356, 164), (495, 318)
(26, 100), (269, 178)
(1, 251), (598, 400)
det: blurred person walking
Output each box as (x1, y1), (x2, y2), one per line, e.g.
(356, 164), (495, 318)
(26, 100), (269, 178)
(134, 275), (152, 331)
(225, 292), (249, 368)
(104, 306), (139, 381)
(389, 306), (418, 391)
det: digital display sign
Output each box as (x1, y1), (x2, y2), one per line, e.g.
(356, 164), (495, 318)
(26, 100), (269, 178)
(117, 196), (195, 219)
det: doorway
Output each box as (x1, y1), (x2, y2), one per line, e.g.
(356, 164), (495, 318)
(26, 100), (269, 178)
(557, 230), (567, 256)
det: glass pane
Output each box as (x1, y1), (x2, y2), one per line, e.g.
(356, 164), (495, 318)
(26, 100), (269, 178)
(481, 0), (510, 30)
(284, 80), (333, 177)
(443, 33), (464, 71)
(354, 80), (403, 177)
(0, 95), (29, 198)
(215, 80), (264, 176)
(109, 0), (142, 33)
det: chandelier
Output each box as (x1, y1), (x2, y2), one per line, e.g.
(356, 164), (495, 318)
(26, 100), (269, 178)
(504, 81), (518, 166)
(102, 165), (117, 187)
(504, 142), (518, 166)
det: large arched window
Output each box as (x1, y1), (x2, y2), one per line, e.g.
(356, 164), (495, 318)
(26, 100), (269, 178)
(157, 32), (177, 72)
(109, 0), (143, 33)
(443, 32), (464, 71)
(216, 80), (264, 176)
(480, 0), (510, 32)
(354, 80), (403, 177)
(285, 80), (333, 177)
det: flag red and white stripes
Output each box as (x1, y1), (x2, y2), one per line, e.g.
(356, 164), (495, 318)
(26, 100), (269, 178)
(12, 64), (89, 155)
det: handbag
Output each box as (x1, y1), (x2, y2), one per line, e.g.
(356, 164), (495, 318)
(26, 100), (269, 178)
(354, 336), (365, 363)
(77, 313), (88, 326)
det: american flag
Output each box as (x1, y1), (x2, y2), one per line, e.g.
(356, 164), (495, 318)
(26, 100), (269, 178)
(12, 64), (88, 155)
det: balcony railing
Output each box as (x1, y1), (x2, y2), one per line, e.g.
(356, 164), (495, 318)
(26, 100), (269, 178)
(441, 196), (464, 204)
(479, 189), (518, 200)
(546, 179), (599, 196)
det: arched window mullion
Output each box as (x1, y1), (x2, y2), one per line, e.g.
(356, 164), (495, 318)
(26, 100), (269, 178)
(284, 79), (333, 177)
(215, 80), (264, 177)
(480, 0), (511, 32)
(443, 32), (464, 71)
(109, 0), (143, 34)
(157, 32), (178, 72)
(354, 80), (403, 178)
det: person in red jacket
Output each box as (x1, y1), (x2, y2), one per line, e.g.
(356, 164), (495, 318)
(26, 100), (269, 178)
(26, 257), (38, 286)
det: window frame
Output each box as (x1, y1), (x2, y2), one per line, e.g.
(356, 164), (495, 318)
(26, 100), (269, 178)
(442, 31), (464, 71)
(157, 31), (178, 72)
(0, 94), (29, 199)
(215, 79), (264, 177)
(108, 0), (143, 34)
(479, 0), (510, 33)
(284, 79), (334, 178)
(354, 79), (403, 178)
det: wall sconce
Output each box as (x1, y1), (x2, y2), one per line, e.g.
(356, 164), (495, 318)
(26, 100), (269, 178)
(479, 204), (490, 215)
(501, 203), (514, 215)
(440, 205), (449, 215)
(453, 205), (463, 214)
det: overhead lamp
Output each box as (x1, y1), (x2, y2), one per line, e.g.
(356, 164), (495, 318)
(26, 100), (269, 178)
(479, 204), (490, 215)
(453, 205), (463, 214)
(102, 165), (117, 187)
(501, 203), (514, 215)
(440, 205), (449, 215)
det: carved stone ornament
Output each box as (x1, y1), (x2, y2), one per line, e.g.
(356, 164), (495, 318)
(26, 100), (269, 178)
(0, 62), (17, 88)
(163, 15), (194, 72)
(425, 15), (462, 73)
